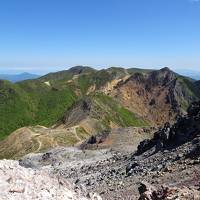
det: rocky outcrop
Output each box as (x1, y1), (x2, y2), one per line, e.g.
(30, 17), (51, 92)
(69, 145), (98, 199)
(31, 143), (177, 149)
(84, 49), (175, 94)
(80, 130), (110, 150)
(138, 182), (200, 200)
(60, 98), (92, 127)
(0, 160), (88, 200)
(137, 101), (200, 154)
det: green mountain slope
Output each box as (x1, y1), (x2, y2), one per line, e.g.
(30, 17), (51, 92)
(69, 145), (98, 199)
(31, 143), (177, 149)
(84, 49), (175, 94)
(0, 66), (136, 139)
(92, 93), (148, 127)
(0, 93), (148, 159)
(127, 67), (154, 74)
(0, 66), (200, 140)
(58, 93), (148, 134)
(0, 79), (77, 139)
(0, 80), (34, 139)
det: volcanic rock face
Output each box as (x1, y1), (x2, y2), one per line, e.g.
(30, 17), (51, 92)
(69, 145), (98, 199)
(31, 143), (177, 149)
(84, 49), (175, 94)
(106, 67), (199, 126)
(104, 68), (175, 125)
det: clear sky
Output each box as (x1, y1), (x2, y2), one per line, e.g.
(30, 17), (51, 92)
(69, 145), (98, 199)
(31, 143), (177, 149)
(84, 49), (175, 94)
(0, 0), (200, 74)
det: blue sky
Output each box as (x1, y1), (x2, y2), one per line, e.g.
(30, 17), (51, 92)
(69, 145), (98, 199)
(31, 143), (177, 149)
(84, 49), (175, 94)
(0, 0), (200, 74)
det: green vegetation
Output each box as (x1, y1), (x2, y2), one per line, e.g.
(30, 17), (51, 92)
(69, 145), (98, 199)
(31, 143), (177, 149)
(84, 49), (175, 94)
(76, 127), (91, 140)
(1, 66), (200, 140)
(0, 67), (98, 139)
(93, 93), (149, 127)
(77, 74), (94, 94)
(179, 77), (200, 98)
(127, 68), (153, 74)
(0, 80), (34, 139)
(177, 76), (200, 110)
(0, 79), (77, 140)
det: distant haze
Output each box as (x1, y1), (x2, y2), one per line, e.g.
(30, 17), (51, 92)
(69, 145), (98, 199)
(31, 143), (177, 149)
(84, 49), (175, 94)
(0, 73), (40, 82)
(175, 68), (200, 80)
(0, 66), (200, 77)
(0, 67), (200, 81)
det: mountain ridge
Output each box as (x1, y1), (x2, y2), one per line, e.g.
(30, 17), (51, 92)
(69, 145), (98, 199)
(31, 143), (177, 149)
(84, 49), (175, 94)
(101, 67), (200, 125)
(0, 66), (199, 141)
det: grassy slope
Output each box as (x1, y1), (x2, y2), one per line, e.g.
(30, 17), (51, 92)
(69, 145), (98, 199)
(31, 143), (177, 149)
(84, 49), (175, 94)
(0, 67), (94, 139)
(0, 79), (77, 139)
(0, 80), (34, 139)
(0, 68), (112, 139)
(127, 68), (154, 74)
(0, 126), (85, 159)
(176, 76), (200, 110)
(92, 93), (149, 128)
(180, 77), (200, 98)
(18, 80), (76, 126)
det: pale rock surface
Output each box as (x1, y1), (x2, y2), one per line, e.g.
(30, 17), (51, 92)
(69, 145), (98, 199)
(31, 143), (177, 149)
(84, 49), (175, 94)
(0, 160), (88, 200)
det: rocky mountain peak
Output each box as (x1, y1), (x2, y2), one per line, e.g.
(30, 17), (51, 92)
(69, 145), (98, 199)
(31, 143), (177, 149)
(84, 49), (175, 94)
(148, 67), (177, 87)
(68, 66), (94, 75)
(160, 67), (171, 72)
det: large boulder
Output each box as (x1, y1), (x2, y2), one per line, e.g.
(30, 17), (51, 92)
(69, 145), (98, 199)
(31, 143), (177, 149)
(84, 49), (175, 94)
(138, 182), (200, 200)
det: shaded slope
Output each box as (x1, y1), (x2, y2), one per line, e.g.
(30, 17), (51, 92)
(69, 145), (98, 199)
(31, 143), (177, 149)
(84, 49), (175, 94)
(57, 93), (149, 135)
(195, 80), (200, 90)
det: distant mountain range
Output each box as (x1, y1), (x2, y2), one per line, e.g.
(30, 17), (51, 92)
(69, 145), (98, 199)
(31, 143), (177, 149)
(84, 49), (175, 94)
(174, 69), (200, 80)
(0, 68), (199, 83)
(0, 72), (40, 82)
